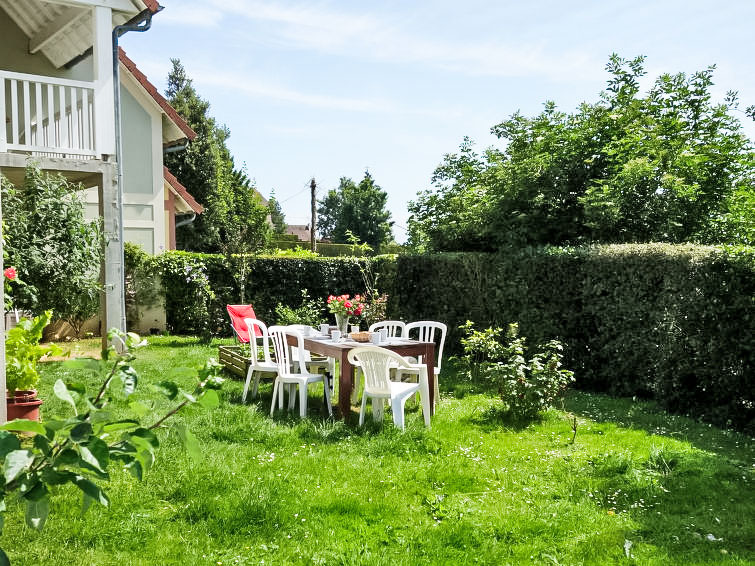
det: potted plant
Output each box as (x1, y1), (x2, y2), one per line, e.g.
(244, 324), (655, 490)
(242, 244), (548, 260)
(5, 309), (61, 421)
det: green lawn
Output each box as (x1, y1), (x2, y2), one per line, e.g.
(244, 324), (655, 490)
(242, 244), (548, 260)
(3, 336), (753, 565)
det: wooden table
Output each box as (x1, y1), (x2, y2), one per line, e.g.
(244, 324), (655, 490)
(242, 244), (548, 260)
(295, 336), (436, 420)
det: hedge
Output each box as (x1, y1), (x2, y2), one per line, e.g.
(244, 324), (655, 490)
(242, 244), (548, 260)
(138, 245), (755, 431)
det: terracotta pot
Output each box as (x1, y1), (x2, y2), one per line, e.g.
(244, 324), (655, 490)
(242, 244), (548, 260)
(6, 390), (43, 421)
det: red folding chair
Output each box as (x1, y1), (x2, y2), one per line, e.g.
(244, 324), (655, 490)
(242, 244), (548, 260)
(226, 305), (263, 343)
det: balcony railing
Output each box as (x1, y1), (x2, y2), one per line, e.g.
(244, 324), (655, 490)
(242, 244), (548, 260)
(0, 70), (97, 158)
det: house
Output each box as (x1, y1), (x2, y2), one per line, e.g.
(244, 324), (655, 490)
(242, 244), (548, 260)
(0, 0), (172, 419)
(83, 48), (203, 255)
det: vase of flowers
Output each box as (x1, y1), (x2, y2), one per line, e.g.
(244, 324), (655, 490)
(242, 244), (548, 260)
(327, 294), (364, 335)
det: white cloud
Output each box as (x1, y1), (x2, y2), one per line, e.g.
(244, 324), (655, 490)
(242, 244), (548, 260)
(193, 69), (396, 112)
(158, 1), (225, 28)
(199, 0), (599, 81)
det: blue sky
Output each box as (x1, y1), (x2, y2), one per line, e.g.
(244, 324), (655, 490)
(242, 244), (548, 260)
(121, 0), (755, 243)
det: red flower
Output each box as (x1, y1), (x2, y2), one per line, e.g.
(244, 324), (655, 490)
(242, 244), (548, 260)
(344, 301), (352, 309)
(3, 267), (17, 281)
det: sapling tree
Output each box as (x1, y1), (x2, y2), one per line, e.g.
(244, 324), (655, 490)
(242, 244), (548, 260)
(0, 330), (224, 565)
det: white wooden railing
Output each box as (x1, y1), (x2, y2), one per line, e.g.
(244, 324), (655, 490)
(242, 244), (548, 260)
(0, 70), (97, 157)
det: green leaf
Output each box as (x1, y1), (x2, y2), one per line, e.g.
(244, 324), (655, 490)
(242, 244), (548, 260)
(128, 400), (151, 418)
(0, 432), (21, 460)
(54, 379), (78, 415)
(155, 381), (179, 400)
(25, 495), (49, 531)
(174, 423), (202, 463)
(3, 450), (34, 484)
(79, 440), (108, 473)
(55, 448), (79, 466)
(180, 391), (197, 404)
(197, 389), (219, 409)
(32, 434), (51, 456)
(101, 420), (139, 433)
(130, 428), (159, 448)
(40, 468), (76, 486)
(0, 419), (46, 435)
(70, 422), (93, 443)
(73, 477), (109, 508)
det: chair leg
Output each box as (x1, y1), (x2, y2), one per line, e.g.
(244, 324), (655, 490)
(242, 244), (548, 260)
(359, 393), (368, 426)
(251, 372), (262, 400)
(288, 384), (296, 411)
(242, 369), (255, 403)
(270, 379), (279, 417)
(298, 383), (308, 418)
(350, 369), (361, 405)
(391, 396), (407, 430)
(373, 399), (384, 423)
(323, 377), (333, 417)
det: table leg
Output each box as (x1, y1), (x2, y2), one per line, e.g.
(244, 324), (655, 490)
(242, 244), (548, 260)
(338, 350), (353, 420)
(425, 343), (436, 415)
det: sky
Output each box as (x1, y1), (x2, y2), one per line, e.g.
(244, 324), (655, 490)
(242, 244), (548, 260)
(121, 0), (755, 243)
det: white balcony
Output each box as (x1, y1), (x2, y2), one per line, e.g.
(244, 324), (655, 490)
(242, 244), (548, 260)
(0, 70), (97, 158)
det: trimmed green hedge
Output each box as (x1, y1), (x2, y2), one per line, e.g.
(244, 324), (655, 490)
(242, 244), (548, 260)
(141, 245), (754, 431)
(391, 245), (755, 431)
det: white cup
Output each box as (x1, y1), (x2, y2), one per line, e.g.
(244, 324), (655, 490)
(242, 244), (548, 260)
(301, 326), (311, 336)
(331, 330), (341, 342)
(320, 323), (330, 336)
(380, 328), (388, 342)
(370, 332), (381, 344)
(350, 324), (360, 334)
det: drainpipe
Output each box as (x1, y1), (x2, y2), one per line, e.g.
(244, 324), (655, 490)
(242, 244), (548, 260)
(163, 140), (189, 154)
(111, 8), (159, 334)
(175, 212), (196, 228)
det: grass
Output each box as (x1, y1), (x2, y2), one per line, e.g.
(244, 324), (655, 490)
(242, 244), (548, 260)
(3, 335), (753, 565)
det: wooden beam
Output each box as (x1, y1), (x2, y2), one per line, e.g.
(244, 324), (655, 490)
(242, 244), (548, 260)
(29, 7), (87, 54)
(40, 0), (138, 13)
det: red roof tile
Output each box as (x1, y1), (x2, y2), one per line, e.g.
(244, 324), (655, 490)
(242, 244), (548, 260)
(164, 167), (204, 214)
(119, 48), (196, 141)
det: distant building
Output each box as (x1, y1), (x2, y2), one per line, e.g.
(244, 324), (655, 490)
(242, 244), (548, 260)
(286, 224), (311, 242)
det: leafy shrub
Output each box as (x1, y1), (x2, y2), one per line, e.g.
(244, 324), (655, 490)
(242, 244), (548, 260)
(457, 321), (574, 419)
(274, 289), (325, 326)
(1, 165), (102, 327)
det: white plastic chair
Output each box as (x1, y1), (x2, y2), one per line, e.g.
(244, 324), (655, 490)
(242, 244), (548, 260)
(368, 320), (406, 338)
(241, 318), (278, 402)
(348, 346), (431, 430)
(268, 326), (333, 418)
(287, 324), (336, 391)
(350, 320), (407, 404)
(395, 321), (447, 407)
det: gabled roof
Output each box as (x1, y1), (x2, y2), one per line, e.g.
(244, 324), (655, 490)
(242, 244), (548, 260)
(119, 48), (196, 142)
(164, 167), (203, 215)
(0, 0), (161, 69)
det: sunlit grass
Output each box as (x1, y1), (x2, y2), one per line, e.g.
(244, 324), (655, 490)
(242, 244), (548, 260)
(3, 336), (753, 565)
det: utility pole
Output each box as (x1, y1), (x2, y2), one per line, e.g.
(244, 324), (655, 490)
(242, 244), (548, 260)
(310, 178), (317, 253)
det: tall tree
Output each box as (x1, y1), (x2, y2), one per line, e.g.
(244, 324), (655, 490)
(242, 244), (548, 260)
(409, 55), (755, 251)
(267, 190), (287, 235)
(164, 59), (270, 254)
(317, 171), (393, 249)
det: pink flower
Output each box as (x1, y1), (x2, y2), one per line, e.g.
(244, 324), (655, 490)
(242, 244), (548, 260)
(344, 301), (352, 309)
(4, 267), (17, 281)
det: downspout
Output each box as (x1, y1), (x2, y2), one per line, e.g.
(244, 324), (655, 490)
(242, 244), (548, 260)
(175, 212), (196, 228)
(111, 8), (159, 333)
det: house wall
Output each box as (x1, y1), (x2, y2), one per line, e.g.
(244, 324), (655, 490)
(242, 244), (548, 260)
(0, 12), (93, 80)
(84, 75), (167, 257)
